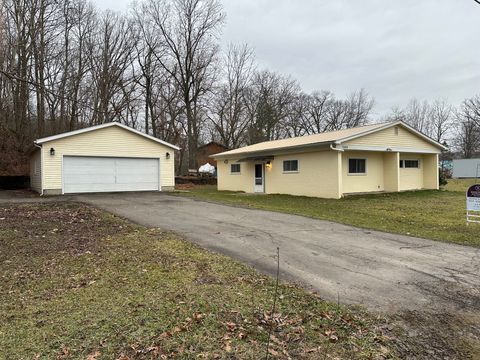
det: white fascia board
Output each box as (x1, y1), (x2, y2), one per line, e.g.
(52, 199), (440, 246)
(34, 122), (180, 150)
(211, 142), (332, 159)
(339, 144), (441, 154)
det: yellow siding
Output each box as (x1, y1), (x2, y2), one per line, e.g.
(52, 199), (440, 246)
(383, 152), (400, 192)
(344, 126), (440, 152)
(41, 126), (174, 192)
(217, 150), (341, 198)
(217, 160), (255, 193)
(29, 150), (42, 193)
(342, 151), (384, 193)
(423, 154), (439, 189)
(399, 154), (424, 191)
(266, 151), (340, 198)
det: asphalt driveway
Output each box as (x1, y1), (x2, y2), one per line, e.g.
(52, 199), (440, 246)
(78, 192), (480, 313)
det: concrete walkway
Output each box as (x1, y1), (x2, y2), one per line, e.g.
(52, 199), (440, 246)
(76, 192), (480, 313)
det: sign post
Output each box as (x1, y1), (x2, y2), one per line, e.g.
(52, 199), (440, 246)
(466, 184), (480, 225)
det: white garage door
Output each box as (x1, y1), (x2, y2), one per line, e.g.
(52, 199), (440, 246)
(63, 156), (159, 194)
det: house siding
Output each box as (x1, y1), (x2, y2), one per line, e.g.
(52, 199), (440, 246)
(40, 126), (174, 192)
(266, 151), (340, 198)
(399, 153), (424, 191)
(342, 151), (385, 194)
(218, 150), (341, 198)
(344, 126), (440, 152)
(29, 149), (42, 193)
(217, 160), (255, 193)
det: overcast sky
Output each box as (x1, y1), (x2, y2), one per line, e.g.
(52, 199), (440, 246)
(96, 0), (480, 117)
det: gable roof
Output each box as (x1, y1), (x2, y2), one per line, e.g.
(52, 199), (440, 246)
(34, 122), (180, 150)
(213, 121), (446, 158)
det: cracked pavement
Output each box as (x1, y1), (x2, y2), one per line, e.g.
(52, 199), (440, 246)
(77, 192), (480, 313)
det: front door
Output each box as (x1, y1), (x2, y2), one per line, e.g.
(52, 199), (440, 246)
(254, 163), (264, 193)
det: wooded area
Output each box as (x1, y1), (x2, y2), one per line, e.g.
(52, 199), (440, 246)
(1, 0), (479, 175)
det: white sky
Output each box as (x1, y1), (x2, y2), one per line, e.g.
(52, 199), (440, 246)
(94, 0), (480, 117)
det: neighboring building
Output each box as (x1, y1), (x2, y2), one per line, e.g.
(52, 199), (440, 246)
(197, 142), (228, 167)
(30, 122), (179, 195)
(452, 159), (480, 178)
(212, 121), (446, 199)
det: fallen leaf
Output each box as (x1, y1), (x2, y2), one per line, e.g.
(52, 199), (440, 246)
(87, 350), (101, 360)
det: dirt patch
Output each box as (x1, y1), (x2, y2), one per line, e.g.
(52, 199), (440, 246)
(175, 183), (197, 190)
(385, 310), (480, 359)
(0, 202), (132, 258)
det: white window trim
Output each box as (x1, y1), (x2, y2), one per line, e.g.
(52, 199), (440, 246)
(348, 158), (367, 176)
(283, 159), (299, 173)
(230, 163), (241, 175)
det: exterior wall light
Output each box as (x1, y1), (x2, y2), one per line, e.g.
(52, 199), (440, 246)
(50, 147), (55, 156)
(224, 159), (228, 164)
(265, 161), (272, 169)
(166, 152), (170, 159)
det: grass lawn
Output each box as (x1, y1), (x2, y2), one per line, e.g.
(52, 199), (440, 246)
(1, 202), (398, 359)
(444, 178), (480, 192)
(175, 179), (480, 247)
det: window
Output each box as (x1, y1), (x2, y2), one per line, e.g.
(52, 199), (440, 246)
(348, 158), (366, 174)
(230, 163), (241, 174)
(283, 160), (298, 172)
(404, 160), (419, 168)
(400, 159), (419, 168)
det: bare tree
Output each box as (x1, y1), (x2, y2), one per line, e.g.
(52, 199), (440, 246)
(301, 90), (333, 134)
(90, 11), (135, 125)
(462, 95), (480, 128)
(455, 117), (480, 158)
(343, 89), (374, 128)
(245, 70), (300, 144)
(430, 99), (453, 143)
(143, 0), (225, 169)
(385, 97), (453, 143)
(209, 43), (255, 148)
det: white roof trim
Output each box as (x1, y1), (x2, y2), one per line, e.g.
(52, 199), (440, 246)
(336, 121), (447, 150)
(34, 122), (180, 150)
(341, 144), (441, 154)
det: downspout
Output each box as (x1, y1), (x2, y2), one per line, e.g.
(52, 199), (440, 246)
(34, 142), (44, 196)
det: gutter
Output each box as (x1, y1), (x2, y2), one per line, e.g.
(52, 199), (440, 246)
(330, 143), (344, 152)
(34, 142), (44, 196)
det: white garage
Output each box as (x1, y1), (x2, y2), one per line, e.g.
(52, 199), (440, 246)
(29, 122), (179, 195)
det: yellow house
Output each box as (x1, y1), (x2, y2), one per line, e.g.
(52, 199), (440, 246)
(30, 122), (179, 195)
(212, 121), (446, 199)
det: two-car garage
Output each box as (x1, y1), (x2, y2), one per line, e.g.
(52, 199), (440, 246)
(63, 156), (160, 194)
(30, 122), (178, 195)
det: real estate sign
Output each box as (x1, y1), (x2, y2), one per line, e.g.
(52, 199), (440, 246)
(466, 184), (480, 224)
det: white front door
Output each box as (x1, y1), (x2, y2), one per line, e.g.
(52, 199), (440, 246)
(254, 163), (264, 193)
(63, 156), (159, 194)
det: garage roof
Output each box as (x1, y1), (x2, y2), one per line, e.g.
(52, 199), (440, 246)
(212, 121), (446, 158)
(34, 122), (180, 150)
